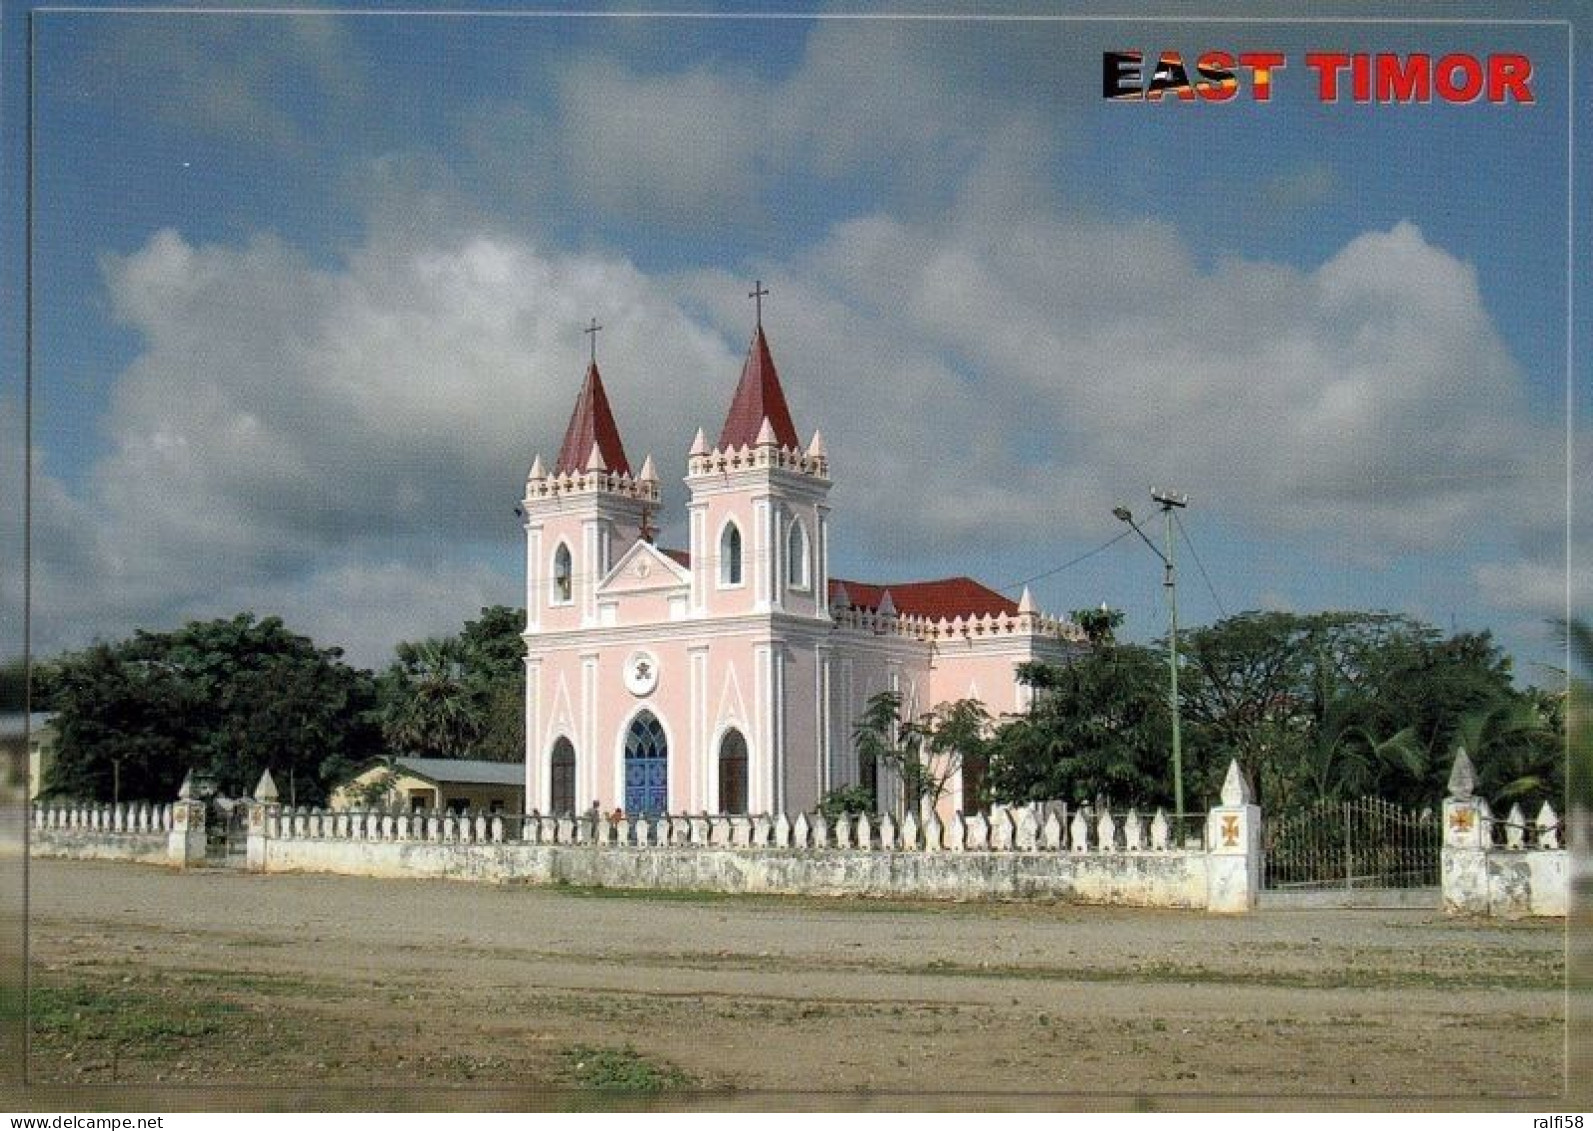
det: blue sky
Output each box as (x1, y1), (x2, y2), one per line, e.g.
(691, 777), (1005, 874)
(0, 5), (1580, 681)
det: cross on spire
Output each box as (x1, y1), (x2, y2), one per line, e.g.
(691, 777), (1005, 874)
(584, 316), (602, 364)
(748, 280), (769, 327)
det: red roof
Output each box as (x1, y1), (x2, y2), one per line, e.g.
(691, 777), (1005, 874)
(829, 576), (1019, 621)
(718, 325), (800, 450)
(554, 361), (631, 476)
(660, 548), (691, 569)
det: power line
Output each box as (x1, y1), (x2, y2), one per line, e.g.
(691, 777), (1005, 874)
(1000, 528), (1134, 593)
(1175, 511), (1227, 619)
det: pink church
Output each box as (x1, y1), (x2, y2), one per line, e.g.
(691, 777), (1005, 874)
(521, 308), (1082, 821)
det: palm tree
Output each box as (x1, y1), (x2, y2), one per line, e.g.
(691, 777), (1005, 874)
(381, 639), (483, 758)
(1450, 695), (1558, 808)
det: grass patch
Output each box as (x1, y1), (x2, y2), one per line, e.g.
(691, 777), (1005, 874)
(561, 1044), (697, 1091)
(28, 981), (241, 1047)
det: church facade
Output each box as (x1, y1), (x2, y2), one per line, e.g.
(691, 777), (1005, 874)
(520, 309), (1081, 820)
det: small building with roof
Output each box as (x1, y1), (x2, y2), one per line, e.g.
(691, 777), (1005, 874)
(331, 756), (525, 814)
(519, 297), (1083, 822)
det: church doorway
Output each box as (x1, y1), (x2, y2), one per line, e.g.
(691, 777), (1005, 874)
(549, 738), (576, 815)
(718, 729), (748, 815)
(624, 711), (669, 816)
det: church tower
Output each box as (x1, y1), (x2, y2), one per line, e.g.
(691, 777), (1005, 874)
(683, 294), (833, 814)
(522, 350), (659, 635)
(684, 300), (831, 624)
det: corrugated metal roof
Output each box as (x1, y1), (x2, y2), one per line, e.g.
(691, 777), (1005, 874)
(393, 757), (524, 786)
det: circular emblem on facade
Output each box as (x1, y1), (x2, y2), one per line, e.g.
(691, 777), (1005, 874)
(634, 559), (651, 579)
(624, 649), (660, 697)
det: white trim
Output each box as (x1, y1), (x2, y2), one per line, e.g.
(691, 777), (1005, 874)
(580, 654), (599, 810)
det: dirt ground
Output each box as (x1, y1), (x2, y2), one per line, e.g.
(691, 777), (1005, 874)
(14, 858), (1577, 1109)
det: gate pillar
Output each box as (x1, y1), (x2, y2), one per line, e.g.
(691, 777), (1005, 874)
(1207, 760), (1261, 913)
(245, 768), (281, 873)
(1441, 749), (1491, 915)
(168, 772), (208, 869)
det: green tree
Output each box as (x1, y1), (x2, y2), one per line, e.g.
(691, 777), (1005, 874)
(852, 691), (990, 818)
(379, 606), (526, 762)
(1178, 610), (1535, 811)
(44, 614), (381, 804)
(984, 643), (1176, 809)
(458, 605), (526, 761)
(379, 638), (482, 759)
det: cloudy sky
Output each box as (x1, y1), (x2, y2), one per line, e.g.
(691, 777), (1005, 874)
(0, 7), (1580, 679)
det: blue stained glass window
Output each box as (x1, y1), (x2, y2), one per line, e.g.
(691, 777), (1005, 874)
(624, 711), (669, 816)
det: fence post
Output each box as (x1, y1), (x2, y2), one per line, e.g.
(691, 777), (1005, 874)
(167, 771), (208, 869)
(1344, 801), (1353, 892)
(1441, 748), (1490, 915)
(1206, 760), (1260, 912)
(245, 768), (279, 873)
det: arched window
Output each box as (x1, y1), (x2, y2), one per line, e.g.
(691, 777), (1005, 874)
(549, 738), (576, 815)
(552, 543), (573, 604)
(719, 521), (743, 587)
(786, 519), (810, 591)
(623, 710), (669, 816)
(859, 749), (879, 811)
(718, 729), (748, 815)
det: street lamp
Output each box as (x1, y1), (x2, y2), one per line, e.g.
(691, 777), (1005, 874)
(1113, 487), (1189, 820)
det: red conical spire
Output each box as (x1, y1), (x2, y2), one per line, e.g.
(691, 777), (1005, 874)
(718, 325), (799, 450)
(554, 360), (631, 476)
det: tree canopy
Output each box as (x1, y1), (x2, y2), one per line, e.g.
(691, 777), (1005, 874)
(41, 614), (381, 804)
(982, 609), (1563, 816)
(376, 605), (525, 762)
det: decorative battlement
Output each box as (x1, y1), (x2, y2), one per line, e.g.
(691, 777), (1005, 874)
(685, 434), (829, 482)
(524, 457), (661, 507)
(828, 604), (1085, 644)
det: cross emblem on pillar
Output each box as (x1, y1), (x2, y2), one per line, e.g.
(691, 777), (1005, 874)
(748, 280), (769, 327)
(584, 317), (602, 364)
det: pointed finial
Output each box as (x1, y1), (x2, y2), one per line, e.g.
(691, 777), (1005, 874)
(1447, 746), (1476, 799)
(253, 768), (280, 803)
(1017, 587), (1037, 615)
(1219, 759), (1252, 806)
(876, 589), (896, 617)
(585, 442), (607, 473)
(638, 454), (658, 483)
(755, 417), (777, 447)
(807, 430), (826, 459)
(689, 427), (708, 457)
(177, 770), (194, 801)
(831, 581), (851, 609)
(528, 454), (546, 482)
(583, 316), (602, 364)
(748, 279), (769, 327)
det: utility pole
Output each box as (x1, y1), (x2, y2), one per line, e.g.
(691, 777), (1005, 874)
(1113, 486), (1189, 820)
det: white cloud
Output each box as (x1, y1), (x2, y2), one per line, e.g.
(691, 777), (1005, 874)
(30, 203), (1572, 666)
(27, 224), (745, 665)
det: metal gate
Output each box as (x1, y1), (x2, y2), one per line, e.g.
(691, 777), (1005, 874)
(205, 798), (249, 868)
(1263, 797), (1438, 891)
